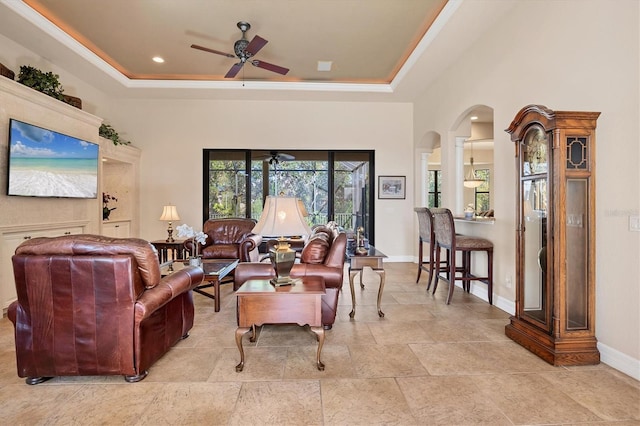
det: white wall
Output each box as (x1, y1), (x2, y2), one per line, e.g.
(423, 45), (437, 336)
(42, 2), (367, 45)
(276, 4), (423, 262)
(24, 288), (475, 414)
(109, 99), (416, 259)
(413, 0), (640, 376)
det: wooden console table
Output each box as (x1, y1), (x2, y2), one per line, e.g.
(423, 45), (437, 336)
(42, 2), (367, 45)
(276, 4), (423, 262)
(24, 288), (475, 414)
(235, 277), (326, 372)
(347, 246), (388, 318)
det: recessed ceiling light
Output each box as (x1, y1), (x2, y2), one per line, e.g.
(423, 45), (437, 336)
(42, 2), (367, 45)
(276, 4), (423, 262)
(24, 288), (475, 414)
(317, 61), (332, 72)
(152, 56), (165, 63)
(470, 116), (479, 120)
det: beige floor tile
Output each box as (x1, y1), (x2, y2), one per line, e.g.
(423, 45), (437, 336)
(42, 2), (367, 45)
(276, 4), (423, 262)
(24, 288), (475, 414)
(367, 320), (435, 345)
(472, 373), (603, 424)
(137, 382), (242, 425)
(410, 341), (556, 375)
(2, 261), (638, 425)
(207, 346), (287, 381)
(229, 380), (323, 425)
(144, 345), (222, 382)
(397, 375), (511, 425)
(284, 344), (357, 379)
(541, 369), (640, 421)
(349, 343), (428, 378)
(321, 378), (418, 425)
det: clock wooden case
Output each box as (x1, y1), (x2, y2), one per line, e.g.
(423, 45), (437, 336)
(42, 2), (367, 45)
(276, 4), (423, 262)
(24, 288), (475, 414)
(505, 104), (600, 366)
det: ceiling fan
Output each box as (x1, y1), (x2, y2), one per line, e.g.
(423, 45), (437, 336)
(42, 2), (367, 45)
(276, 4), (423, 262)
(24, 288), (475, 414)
(260, 151), (295, 166)
(191, 21), (290, 79)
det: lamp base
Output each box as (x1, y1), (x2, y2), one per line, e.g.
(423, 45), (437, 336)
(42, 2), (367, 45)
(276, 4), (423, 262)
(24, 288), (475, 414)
(269, 242), (296, 286)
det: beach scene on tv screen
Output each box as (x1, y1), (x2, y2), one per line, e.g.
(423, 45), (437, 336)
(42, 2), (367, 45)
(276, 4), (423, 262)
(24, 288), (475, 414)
(8, 120), (99, 198)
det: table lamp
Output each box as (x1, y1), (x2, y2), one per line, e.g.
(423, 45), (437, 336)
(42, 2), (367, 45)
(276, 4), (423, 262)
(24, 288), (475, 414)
(252, 196), (311, 286)
(159, 205), (180, 242)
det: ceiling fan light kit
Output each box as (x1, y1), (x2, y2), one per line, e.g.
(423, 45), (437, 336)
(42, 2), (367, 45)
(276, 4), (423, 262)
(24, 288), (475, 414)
(191, 21), (289, 79)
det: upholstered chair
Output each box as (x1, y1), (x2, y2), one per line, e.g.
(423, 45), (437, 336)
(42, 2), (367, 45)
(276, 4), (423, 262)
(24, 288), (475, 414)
(8, 235), (204, 384)
(184, 218), (261, 263)
(234, 226), (347, 329)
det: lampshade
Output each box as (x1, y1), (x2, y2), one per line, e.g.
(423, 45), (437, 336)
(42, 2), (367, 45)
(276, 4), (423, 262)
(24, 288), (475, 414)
(463, 145), (484, 188)
(297, 198), (309, 217)
(253, 196), (311, 286)
(159, 205), (180, 221)
(159, 205), (180, 242)
(253, 196), (311, 237)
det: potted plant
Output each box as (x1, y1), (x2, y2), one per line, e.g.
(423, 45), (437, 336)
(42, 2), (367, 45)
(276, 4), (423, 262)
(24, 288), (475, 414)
(103, 192), (118, 220)
(17, 65), (65, 101)
(99, 123), (131, 146)
(16, 65), (82, 108)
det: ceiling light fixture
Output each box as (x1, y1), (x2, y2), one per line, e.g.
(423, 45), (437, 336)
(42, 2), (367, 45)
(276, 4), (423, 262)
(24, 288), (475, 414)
(152, 56), (165, 63)
(317, 61), (332, 72)
(463, 140), (484, 188)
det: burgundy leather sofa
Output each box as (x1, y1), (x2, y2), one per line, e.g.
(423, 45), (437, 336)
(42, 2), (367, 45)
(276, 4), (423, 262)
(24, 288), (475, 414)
(8, 234), (204, 384)
(185, 218), (262, 263)
(234, 226), (347, 329)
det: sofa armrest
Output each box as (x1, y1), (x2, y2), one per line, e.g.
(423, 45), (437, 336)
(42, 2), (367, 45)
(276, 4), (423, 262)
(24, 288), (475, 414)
(240, 233), (262, 262)
(234, 262), (274, 290)
(135, 266), (204, 321)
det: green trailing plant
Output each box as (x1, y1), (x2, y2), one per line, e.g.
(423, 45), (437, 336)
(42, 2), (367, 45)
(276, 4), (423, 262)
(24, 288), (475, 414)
(17, 65), (65, 101)
(99, 123), (131, 146)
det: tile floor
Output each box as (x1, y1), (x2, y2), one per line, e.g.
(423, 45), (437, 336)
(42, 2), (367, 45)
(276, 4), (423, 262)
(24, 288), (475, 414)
(0, 262), (638, 425)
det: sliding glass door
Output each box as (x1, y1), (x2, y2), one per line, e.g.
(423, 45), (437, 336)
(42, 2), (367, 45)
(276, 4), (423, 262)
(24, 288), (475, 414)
(203, 149), (375, 244)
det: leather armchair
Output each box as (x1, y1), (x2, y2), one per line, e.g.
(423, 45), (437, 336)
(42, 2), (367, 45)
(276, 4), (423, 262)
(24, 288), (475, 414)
(234, 227), (347, 329)
(8, 234), (204, 384)
(185, 218), (261, 263)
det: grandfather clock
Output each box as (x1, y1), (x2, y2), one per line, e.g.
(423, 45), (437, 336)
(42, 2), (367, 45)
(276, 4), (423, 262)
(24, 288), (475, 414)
(505, 105), (600, 366)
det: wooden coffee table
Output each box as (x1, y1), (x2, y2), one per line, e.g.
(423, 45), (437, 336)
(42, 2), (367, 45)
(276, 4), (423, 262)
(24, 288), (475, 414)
(235, 277), (326, 372)
(161, 258), (238, 312)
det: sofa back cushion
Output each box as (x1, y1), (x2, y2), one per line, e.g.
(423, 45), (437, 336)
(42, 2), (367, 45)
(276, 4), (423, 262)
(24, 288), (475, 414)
(300, 231), (331, 264)
(14, 234), (160, 290)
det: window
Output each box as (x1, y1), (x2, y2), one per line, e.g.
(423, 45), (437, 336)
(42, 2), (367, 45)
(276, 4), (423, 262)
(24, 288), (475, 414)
(474, 168), (490, 212)
(204, 149), (375, 244)
(428, 169), (442, 207)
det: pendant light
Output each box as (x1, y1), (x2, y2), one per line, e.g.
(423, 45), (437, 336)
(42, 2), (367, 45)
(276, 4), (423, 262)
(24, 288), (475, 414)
(464, 141), (484, 188)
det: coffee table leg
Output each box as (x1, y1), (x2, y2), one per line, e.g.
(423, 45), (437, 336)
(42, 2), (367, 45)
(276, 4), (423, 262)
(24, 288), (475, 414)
(349, 269), (358, 318)
(214, 279), (221, 312)
(310, 326), (325, 371)
(375, 270), (386, 317)
(235, 327), (251, 372)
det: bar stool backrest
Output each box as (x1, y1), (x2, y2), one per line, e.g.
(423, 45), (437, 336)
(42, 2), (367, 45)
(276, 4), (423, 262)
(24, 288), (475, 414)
(431, 208), (455, 249)
(414, 207), (434, 243)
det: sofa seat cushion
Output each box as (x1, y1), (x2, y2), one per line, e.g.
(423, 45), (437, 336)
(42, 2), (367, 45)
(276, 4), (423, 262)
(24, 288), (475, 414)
(201, 243), (240, 259)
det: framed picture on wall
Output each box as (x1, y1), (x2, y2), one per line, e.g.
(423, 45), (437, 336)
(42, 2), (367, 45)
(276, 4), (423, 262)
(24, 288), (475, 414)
(378, 175), (406, 199)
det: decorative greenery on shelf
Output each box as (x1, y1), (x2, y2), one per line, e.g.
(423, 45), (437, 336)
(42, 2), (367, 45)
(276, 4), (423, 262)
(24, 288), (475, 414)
(102, 192), (118, 221)
(17, 65), (65, 101)
(99, 123), (131, 146)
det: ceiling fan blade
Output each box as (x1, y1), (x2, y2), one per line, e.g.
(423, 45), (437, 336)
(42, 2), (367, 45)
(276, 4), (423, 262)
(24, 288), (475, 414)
(225, 62), (244, 78)
(245, 35), (268, 56)
(250, 60), (289, 75)
(191, 44), (235, 59)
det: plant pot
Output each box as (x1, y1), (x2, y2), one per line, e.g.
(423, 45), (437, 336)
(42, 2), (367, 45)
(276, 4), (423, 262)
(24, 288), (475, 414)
(0, 63), (15, 80)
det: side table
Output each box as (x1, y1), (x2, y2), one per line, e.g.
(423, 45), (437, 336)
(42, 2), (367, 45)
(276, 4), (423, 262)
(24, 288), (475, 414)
(347, 246), (388, 318)
(235, 277), (326, 372)
(151, 239), (186, 263)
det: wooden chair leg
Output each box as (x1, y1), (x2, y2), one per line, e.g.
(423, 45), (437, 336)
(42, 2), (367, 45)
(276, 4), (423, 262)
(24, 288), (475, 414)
(431, 244), (441, 294)
(427, 239), (435, 290)
(416, 239), (423, 283)
(487, 249), (493, 305)
(446, 249), (456, 305)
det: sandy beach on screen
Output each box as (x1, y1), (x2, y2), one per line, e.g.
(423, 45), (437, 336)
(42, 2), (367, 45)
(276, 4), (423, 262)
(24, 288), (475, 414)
(8, 169), (97, 198)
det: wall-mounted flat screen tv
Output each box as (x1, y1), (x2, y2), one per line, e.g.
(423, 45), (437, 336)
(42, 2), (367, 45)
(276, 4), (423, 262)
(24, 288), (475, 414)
(7, 119), (99, 198)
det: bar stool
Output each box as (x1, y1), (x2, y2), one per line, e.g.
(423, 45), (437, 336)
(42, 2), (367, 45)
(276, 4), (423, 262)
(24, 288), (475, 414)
(430, 208), (493, 305)
(414, 207), (437, 288)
